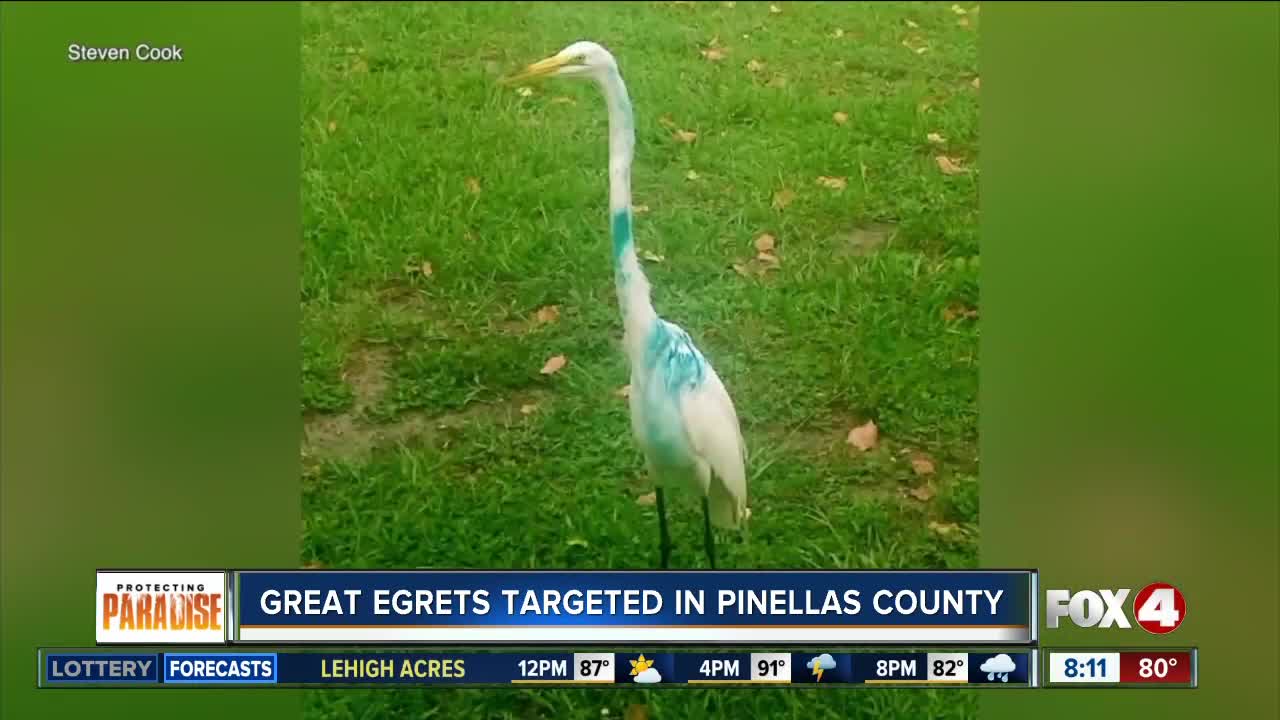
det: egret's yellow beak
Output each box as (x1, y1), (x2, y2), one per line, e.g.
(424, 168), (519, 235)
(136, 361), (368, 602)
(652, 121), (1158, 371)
(501, 53), (569, 85)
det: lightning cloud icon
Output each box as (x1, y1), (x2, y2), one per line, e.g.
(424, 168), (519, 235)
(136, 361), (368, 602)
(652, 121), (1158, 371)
(806, 653), (835, 683)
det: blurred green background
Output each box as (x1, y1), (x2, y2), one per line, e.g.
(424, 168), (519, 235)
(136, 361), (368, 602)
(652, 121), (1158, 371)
(2, 2), (1275, 719)
(0, 2), (302, 719)
(981, 3), (1276, 717)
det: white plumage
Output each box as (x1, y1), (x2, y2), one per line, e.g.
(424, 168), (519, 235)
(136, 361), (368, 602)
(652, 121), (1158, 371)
(506, 40), (749, 566)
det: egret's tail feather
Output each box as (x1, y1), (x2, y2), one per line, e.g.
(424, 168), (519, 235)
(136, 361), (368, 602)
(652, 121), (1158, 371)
(708, 474), (748, 529)
(678, 365), (750, 530)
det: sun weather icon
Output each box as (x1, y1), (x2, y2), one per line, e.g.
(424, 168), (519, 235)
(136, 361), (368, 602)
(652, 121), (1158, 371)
(980, 654), (1016, 682)
(805, 653), (837, 682)
(629, 654), (662, 684)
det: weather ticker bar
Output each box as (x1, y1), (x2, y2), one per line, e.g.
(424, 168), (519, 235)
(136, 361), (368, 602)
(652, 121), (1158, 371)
(38, 648), (1201, 689)
(40, 649), (1040, 688)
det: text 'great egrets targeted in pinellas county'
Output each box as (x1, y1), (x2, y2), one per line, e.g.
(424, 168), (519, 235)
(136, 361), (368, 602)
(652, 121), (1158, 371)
(257, 588), (1005, 618)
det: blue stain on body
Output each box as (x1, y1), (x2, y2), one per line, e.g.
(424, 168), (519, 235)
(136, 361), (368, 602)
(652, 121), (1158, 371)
(637, 319), (709, 470)
(644, 320), (708, 395)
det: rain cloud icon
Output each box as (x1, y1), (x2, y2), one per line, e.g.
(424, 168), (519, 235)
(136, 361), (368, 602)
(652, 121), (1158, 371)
(979, 654), (1016, 682)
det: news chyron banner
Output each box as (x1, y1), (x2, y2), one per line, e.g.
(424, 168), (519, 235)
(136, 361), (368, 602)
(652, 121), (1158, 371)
(96, 569), (1035, 646)
(234, 570), (1033, 644)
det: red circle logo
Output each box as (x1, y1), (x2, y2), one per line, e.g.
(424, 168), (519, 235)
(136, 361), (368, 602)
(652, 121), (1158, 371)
(1132, 583), (1187, 634)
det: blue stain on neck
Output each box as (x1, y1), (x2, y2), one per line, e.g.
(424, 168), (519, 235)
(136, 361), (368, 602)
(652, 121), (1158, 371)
(611, 208), (633, 275)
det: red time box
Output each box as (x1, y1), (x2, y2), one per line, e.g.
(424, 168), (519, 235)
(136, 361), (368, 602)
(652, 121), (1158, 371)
(1119, 651), (1194, 684)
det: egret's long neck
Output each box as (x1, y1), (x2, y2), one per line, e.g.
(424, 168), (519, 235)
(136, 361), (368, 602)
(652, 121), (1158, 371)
(599, 65), (656, 362)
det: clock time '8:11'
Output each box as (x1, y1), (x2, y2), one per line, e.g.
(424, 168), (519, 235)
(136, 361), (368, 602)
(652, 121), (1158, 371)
(1063, 657), (1106, 678)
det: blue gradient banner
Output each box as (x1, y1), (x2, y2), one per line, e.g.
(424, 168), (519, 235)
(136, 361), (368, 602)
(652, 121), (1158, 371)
(234, 570), (1034, 644)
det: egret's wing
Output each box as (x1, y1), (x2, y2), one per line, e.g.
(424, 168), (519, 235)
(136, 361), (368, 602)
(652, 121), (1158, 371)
(680, 367), (749, 529)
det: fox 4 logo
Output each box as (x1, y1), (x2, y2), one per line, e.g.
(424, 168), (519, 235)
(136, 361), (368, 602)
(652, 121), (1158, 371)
(1046, 582), (1187, 635)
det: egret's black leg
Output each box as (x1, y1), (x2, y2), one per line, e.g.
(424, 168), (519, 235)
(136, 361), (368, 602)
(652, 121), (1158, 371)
(656, 487), (671, 569)
(702, 497), (717, 569)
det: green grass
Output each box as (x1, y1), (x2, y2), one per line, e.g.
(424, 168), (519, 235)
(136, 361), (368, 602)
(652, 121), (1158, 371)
(300, 1), (980, 717)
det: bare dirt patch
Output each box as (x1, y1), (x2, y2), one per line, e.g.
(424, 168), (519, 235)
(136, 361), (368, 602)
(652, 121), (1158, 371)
(302, 345), (546, 463)
(835, 222), (897, 258)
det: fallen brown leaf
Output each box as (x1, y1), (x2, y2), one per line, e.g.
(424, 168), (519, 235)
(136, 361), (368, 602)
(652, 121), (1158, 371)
(746, 59), (766, 73)
(303, 560), (325, 569)
(674, 129), (698, 143)
(772, 188), (796, 210)
(935, 156), (968, 175)
(929, 521), (960, 537)
(534, 305), (560, 324)
(465, 177), (482, 194)
(816, 175), (848, 191)
(909, 485), (936, 502)
(519, 403), (539, 415)
(640, 249), (665, 263)
(833, 111), (849, 125)
(927, 132), (946, 144)
(540, 355), (568, 375)
(942, 303), (979, 321)
(902, 38), (929, 55)
(631, 204), (651, 214)
(754, 233), (776, 253)
(971, 76), (981, 90)
(732, 257), (779, 278)
(615, 384), (631, 399)
(910, 453), (937, 476)
(701, 47), (727, 62)
(685, 170), (701, 181)
(421, 261), (433, 277)
(636, 492), (656, 506)
(846, 420), (879, 451)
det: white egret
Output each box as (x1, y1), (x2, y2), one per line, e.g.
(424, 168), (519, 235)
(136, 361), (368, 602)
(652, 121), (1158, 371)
(505, 41), (749, 568)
